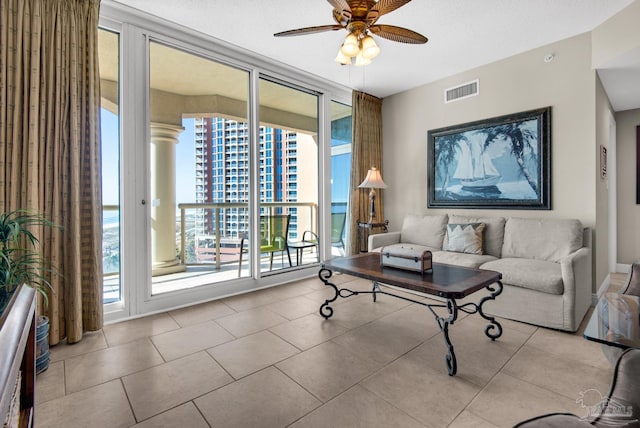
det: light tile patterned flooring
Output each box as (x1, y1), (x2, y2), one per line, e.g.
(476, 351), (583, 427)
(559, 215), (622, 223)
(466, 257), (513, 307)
(35, 273), (625, 428)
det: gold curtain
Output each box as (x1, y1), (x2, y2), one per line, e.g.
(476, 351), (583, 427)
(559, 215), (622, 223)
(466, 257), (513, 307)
(347, 91), (383, 255)
(0, 0), (103, 344)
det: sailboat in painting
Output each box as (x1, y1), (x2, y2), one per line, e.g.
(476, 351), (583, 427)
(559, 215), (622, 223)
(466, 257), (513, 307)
(453, 136), (501, 190)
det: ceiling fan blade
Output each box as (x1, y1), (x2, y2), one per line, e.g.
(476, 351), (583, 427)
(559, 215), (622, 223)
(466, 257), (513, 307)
(370, 24), (428, 44)
(327, 0), (351, 13)
(370, 0), (412, 17)
(366, 0), (411, 25)
(274, 25), (344, 37)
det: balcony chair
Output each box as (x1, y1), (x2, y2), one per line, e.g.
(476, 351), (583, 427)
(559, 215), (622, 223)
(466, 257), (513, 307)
(286, 230), (320, 265)
(331, 212), (347, 254)
(514, 348), (640, 427)
(291, 212), (348, 264)
(237, 214), (292, 276)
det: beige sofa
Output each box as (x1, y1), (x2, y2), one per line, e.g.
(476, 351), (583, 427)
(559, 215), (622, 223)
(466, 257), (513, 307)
(368, 214), (592, 332)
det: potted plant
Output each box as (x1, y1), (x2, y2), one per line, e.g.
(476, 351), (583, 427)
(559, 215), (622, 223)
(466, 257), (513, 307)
(0, 209), (59, 373)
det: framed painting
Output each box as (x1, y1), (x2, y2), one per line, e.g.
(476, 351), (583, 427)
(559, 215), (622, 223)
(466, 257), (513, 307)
(427, 107), (551, 209)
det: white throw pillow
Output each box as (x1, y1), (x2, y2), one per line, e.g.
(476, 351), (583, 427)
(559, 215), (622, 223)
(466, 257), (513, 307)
(400, 214), (448, 248)
(445, 223), (485, 255)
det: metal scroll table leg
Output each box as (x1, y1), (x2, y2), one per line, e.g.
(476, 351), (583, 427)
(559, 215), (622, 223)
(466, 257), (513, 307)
(318, 267), (338, 319)
(435, 299), (459, 376)
(477, 281), (503, 340)
(372, 281), (381, 302)
(318, 267), (360, 319)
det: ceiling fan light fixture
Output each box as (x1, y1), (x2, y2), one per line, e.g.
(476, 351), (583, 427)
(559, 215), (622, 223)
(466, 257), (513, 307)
(335, 48), (351, 65)
(354, 50), (371, 67)
(360, 35), (380, 60)
(340, 32), (360, 57)
(273, 0), (427, 67)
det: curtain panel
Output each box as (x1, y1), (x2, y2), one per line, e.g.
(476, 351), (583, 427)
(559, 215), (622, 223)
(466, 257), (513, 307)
(347, 91), (383, 256)
(0, 0), (103, 344)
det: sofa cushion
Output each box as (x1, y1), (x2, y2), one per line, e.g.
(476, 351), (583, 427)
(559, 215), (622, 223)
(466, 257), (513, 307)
(447, 215), (506, 258)
(502, 217), (583, 262)
(433, 251), (498, 269)
(400, 214), (448, 249)
(445, 223), (485, 254)
(481, 258), (564, 295)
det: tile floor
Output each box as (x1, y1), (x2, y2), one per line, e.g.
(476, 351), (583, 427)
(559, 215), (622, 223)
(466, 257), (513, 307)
(35, 274), (618, 428)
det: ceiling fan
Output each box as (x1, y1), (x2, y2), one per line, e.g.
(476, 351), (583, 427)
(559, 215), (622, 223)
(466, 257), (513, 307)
(274, 0), (428, 66)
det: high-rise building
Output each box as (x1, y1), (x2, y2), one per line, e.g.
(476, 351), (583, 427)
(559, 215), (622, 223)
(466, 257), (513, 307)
(193, 117), (301, 250)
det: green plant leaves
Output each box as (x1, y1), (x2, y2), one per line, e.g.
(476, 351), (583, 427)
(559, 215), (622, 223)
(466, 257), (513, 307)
(0, 209), (61, 304)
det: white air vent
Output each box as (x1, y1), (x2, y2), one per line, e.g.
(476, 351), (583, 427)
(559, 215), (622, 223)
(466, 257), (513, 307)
(444, 79), (479, 103)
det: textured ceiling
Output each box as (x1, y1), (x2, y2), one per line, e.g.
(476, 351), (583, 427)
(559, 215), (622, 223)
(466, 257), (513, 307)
(108, 0), (636, 107)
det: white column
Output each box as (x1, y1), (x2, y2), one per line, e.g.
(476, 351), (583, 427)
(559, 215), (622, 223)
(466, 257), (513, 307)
(150, 122), (186, 276)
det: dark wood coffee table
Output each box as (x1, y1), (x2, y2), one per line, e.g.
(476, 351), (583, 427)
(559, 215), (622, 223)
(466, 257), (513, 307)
(319, 253), (503, 376)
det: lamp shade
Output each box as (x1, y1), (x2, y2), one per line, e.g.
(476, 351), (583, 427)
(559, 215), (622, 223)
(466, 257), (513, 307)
(334, 48), (351, 65)
(341, 33), (359, 57)
(361, 35), (380, 60)
(354, 50), (371, 67)
(358, 167), (387, 189)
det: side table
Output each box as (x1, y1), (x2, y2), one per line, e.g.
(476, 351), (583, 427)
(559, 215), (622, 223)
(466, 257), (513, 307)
(357, 220), (389, 253)
(583, 292), (640, 364)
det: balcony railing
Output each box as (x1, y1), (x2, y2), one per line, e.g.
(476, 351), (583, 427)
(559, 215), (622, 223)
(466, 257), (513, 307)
(101, 202), (318, 277)
(178, 201), (317, 269)
(102, 204), (120, 277)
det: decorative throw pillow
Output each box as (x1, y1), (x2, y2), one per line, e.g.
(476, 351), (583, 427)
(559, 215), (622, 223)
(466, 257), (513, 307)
(445, 223), (485, 254)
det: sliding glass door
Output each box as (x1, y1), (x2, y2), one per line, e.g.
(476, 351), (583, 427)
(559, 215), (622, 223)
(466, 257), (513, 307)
(99, 5), (351, 320)
(98, 28), (122, 309)
(330, 101), (352, 257)
(147, 41), (251, 295)
(257, 78), (319, 273)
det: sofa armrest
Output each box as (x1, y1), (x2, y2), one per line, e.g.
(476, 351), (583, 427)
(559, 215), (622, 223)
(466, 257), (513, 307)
(368, 232), (401, 252)
(560, 247), (592, 331)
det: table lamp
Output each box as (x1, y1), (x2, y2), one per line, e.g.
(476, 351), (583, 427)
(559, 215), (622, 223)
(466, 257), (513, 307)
(358, 166), (387, 224)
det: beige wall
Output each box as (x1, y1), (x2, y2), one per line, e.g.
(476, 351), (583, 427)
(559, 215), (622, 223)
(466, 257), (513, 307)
(592, 0), (640, 68)
(615, 108), (640, 263)
(593, 0), (640, 277)
(382, 33), (599, 284)
(595, 75), (614, 287)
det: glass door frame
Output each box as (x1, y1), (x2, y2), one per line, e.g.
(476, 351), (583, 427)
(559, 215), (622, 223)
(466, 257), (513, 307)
(138, 31), (259, 316)
(99, 17), (128, 323)
(100, 2), (353, 322)
(255, 74), (321, 276)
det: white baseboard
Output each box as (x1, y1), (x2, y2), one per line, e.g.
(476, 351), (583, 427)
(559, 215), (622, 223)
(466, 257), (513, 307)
(593, 263), (632, 306)
(616, 263), (631, 273)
